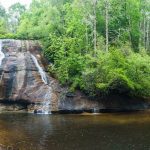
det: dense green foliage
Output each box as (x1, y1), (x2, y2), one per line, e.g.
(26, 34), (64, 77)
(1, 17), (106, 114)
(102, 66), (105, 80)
(0, 0), (150, 98)
(0, 2), (25, 37)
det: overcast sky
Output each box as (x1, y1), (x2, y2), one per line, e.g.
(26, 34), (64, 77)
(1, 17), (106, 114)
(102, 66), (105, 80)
(0, 0), (32, 9)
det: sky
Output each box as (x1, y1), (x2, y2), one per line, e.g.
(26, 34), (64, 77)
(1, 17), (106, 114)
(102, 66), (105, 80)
(0, 0), (32, 9)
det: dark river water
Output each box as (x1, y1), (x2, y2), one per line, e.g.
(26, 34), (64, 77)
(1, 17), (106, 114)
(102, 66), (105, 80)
(0, 112), (150, 150)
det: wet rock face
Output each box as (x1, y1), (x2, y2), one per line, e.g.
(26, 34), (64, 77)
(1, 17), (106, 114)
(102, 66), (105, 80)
(0, 40), (58, 112)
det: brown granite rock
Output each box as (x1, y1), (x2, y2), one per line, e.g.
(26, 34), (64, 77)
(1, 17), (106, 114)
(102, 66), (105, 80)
(0, 40), (58, 112)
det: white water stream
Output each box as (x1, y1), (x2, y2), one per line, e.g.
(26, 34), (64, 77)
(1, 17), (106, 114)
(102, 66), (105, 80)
(31, 54), (48, 84)
(0, 40), (5, 66)
(31, 54), (51, 114)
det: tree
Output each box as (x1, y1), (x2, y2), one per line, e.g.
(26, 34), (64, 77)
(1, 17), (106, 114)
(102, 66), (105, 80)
(126, 0), (141, 52)
(140, 0), (150, 51)
(0, 5), (7, 34)
(105, 0), (109, 52)
(0, 5), (6, 18)
(8, 2), (26, 33)
(93, 0), (97, 54)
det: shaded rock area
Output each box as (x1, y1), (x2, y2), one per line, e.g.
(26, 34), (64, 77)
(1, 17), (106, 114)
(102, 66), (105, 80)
(58, 91), (150, 114)
(0, 39), (149, 114)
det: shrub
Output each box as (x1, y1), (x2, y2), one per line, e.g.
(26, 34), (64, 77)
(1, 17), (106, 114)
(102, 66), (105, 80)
(82, 49), (150, 98)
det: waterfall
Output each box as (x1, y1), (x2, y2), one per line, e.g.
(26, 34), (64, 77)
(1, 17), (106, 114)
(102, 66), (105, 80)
(93, 108), (99, 114)
(0, 41), (5, 66)
(36, 91), (52, 115)
(34, 89), (52, 114)
(31, 54), (51, 114)
(31, 54), (48, 84)
(43, 89), (52, 114)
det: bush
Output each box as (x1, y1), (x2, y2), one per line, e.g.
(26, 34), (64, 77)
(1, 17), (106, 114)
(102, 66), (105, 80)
(0, 33), (17, 39)
(82, 49), (150, 98)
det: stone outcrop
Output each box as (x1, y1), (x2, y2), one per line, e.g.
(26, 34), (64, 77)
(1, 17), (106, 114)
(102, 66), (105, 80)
(0, 40), (58, 112)
(0, 39), (149, 113)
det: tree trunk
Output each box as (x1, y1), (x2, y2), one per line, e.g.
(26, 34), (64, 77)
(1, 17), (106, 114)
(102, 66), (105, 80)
(105, 0), (109, 52)
(93, 0), (97, 55)
(146, 18), (149, 51)
(143, 15), (146, 49)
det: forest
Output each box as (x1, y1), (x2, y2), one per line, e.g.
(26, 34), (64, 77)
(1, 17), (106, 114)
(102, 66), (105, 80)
(0, 0), (150, 99)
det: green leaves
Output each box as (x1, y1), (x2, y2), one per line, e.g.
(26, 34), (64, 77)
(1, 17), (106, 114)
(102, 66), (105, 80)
(82, 49), (150, 97)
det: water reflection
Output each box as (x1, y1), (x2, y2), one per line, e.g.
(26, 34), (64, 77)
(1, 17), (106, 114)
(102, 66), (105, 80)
(0, 112), (150, 150)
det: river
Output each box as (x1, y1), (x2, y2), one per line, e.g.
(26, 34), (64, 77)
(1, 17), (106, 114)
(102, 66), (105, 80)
(0, 112), (150, 150)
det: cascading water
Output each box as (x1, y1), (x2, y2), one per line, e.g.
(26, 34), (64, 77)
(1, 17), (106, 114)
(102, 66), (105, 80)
(93, 108), (99, 114)
(0, 40), (5, 66)
(41, 91), (52, 114)
(31, 54), (51, 114)
(31, 54), (48, 84)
